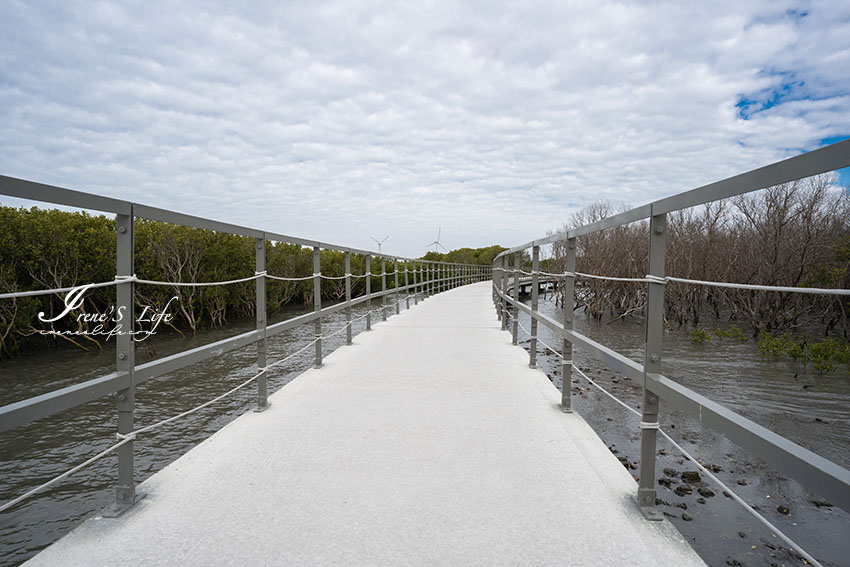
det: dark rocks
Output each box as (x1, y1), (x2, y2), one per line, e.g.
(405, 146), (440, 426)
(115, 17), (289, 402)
(736, 479), (748, 486)
(682, 513), (693, 521)
(811, 500), (833, 508)
(663, 467), (679, 478)
(676, 502), (688, 510)
(723, 491), (733, 498)
(777, 505), (790, 515)
(682, 471), (702, 484)
(655, 498), (670, 507)
(674, 485), (693, 497)
(658, 477), (672, 488)
(738, 531), (746, 538)
(697, 487), (715, 498)
(697, 498), (706, 504)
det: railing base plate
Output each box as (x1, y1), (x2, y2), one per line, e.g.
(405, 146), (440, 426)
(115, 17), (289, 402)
(104, 491), (147, 518)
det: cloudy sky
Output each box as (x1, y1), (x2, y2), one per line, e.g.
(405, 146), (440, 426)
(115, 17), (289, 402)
(1, 1), (848, 257)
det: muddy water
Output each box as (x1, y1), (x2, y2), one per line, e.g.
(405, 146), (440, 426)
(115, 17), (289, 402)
(0, 300), (386, 566)
(519, 294), (849, 567)
(2, 292), (848, 567)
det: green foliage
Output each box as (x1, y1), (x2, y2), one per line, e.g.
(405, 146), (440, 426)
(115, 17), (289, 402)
(0, 205), (497, 359)
(421, 245), (507, 265)
(757, 332), (850, 374)
(757, 332), (792, 357)
(689, 328), (712, 344)
(714, 325), (748, 341)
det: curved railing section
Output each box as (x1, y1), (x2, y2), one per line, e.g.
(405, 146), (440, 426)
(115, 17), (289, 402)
(492, 139), (850, 564)
(0, 174), (491, 516)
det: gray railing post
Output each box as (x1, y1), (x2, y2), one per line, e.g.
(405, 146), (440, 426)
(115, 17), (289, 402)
(427, 264), (432, 296)
(381, 257), (387, 321)
(512, 252), (519, 345)
(413, 261), (418, 305)
(638, 211), (666, 521)
(366, 255), (372, 331)
(110, 206), (135, 516)
(529, 245), (539, 368)
(313, 247), (323, 368)
(404, 260), (410, 309)
(500, 257), (507, 331)
(255, 235), (269, 411)
(493, 262), (499, 316)
(562, 238), (576, 413)
(394, 259), (400, 314)
(345, 251), (352, 345)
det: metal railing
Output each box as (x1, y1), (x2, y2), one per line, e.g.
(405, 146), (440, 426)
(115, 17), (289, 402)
(492, 139), (850, 537)
(0, 174), (491, 515)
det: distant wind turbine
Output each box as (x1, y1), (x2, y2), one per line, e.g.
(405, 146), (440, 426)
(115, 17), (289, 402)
(426, 227), (447, 253)
(371, 235), (389, 253)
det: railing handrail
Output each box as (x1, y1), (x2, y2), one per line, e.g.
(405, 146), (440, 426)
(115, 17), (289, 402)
(495, 138), (850, 259)
(0, 174), (478, 265)
(490, 138), (850, 563)
(0, 174), (491, 517)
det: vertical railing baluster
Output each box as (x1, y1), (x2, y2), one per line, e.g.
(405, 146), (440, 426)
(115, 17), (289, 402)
(313, 246), (322, 368)
(500, 257), (507, 331)
(255, 235), (268, 411)
(563, 237), (576, 413)
(413, 261), (418, 305)
(381, 257), (387, 321)
(345, 251), (352, 345)
(512, 252), (519, 345)
(529, 245), (539, 368)
(638, 211), (666, 521)
(493, 262), (499, 316)
(366, 255), (372, 331)
(110, 206), (135, 516)
(394, 259), (400, 314)
(404, 260), (410, 309)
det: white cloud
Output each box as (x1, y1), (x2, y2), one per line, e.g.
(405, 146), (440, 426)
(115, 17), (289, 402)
(1, 0), (848, 257)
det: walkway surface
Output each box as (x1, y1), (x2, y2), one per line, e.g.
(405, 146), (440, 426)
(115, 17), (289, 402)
(26, 282), (705, 566)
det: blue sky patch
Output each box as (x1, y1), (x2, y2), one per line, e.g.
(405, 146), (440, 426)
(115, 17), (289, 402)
(736, 74), (807, 120)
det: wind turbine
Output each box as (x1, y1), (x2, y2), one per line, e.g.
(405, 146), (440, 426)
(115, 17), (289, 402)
(426, 227), (447, 253)
(371, 235), (389, 253)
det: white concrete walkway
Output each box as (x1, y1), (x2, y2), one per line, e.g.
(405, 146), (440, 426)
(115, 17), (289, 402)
(26, 282), (705, 566)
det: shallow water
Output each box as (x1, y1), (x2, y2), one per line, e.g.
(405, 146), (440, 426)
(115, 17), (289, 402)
(516, 294), (850, 567)
(0, 298), (395, 566)
(2, 291), (848, 567)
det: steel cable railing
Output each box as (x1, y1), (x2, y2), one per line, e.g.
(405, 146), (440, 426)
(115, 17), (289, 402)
(0, 173), (492, 522)
(493, 138), (850, 566)
(507, 309), (825, 567)
(0, 291), (421, 514)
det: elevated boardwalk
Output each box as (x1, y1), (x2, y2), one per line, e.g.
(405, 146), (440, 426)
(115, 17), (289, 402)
(27, 282), (704, 566)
